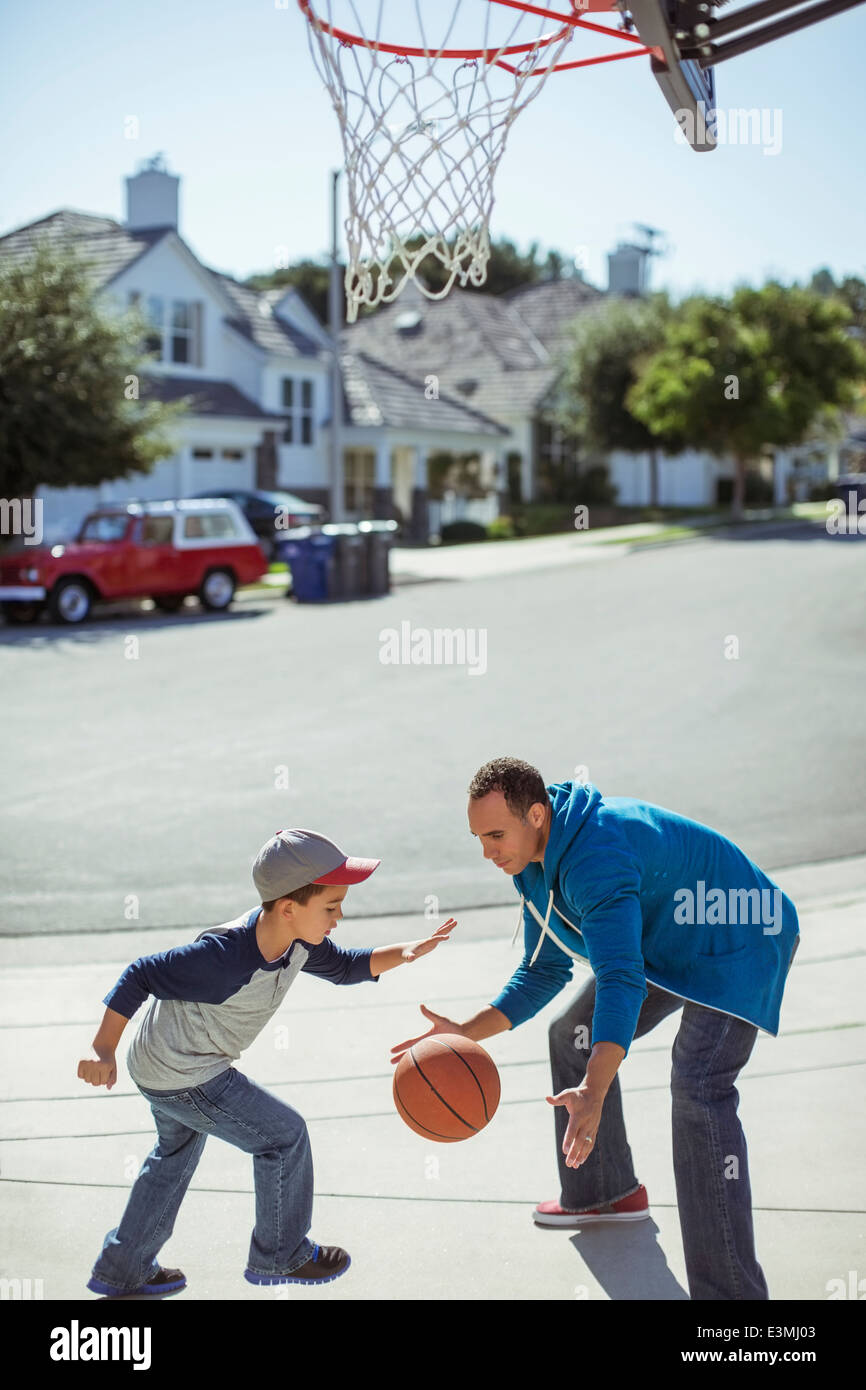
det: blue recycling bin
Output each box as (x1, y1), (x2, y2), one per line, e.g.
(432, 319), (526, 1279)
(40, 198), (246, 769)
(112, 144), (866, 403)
(276, 527), (337, 602)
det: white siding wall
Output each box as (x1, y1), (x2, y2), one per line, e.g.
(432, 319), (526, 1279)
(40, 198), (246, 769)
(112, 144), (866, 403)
(263, 364), (331, 491)
(111, 241), (236, 381)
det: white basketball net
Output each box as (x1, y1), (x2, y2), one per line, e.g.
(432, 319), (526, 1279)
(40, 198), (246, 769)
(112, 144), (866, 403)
(301, 2), (578, 321)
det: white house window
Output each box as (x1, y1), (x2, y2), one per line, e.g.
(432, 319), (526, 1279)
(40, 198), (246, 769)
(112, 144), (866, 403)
(128, 292), (202, 365)
(171, 300), (194, 363)
(192, 448), (213, 459)
(344, 448), (375, 513)
(281, 377), (315, 445)
(221, 449), (245, 460)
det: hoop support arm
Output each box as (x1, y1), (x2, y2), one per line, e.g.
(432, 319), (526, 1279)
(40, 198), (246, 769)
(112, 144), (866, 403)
(678, 0), (865, 65)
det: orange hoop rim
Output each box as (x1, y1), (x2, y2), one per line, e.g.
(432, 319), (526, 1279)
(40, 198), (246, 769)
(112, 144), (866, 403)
(297, 0), (659, 72)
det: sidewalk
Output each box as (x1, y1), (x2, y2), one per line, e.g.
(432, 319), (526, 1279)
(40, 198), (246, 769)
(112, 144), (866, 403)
(246, 510), (823, 596)
(1, 854), (863, 1301)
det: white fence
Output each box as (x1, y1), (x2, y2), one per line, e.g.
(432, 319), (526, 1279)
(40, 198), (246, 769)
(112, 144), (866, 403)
(428, 491), (500, 536)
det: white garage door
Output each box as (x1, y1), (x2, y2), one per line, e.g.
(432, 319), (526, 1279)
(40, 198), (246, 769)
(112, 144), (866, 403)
(188, 448), (255, 493)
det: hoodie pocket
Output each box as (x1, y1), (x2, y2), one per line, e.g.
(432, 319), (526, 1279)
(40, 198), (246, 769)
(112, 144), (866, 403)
(685, 940), (756, 1002)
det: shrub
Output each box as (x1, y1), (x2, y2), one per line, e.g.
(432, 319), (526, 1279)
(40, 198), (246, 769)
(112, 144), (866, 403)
(574, 465), (618, 506)
(808, 481), (838, 501)
(487, 516), (516, 541)
(439, 520), (489, 545)
(508, 504), (576, 537)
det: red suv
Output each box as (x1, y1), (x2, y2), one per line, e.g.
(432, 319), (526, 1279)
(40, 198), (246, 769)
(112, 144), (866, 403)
(0, 499), (268, 625)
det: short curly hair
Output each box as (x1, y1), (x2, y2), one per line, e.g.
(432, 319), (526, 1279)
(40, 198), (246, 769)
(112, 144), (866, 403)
(467, 757), (547, 821)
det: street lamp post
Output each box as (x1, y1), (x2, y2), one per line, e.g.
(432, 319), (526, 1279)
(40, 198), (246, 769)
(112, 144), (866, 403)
(328, 169), (343, 523)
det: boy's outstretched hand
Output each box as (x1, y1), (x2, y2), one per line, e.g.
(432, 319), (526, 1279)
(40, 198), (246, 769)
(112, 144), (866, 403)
(78, 1056), (117, 1090)
(400, 917), (457, 962)
(370, 918), (457, 983)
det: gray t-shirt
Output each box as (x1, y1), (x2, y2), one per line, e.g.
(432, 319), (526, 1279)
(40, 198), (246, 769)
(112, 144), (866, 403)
(127, 926), (309, 1091)
(102, 908), (376, 1092)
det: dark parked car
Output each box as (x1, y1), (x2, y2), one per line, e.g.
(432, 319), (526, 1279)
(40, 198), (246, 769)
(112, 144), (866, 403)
(190, 489), (326, 559)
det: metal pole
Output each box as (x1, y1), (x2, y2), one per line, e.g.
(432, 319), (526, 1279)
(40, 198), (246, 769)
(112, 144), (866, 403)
(328, 169), (343, 523)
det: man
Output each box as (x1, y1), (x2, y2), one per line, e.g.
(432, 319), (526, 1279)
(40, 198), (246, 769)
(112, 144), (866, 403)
(391, 757), (800, 1301)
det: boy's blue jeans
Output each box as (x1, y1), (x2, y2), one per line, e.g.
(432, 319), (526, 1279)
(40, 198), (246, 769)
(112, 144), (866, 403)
(90, 1066), (315, 1292)
(548, 946), (798, 1301)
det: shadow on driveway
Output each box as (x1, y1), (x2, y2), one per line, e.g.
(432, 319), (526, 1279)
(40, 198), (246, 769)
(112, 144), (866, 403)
(567, 1221), (689, 1300)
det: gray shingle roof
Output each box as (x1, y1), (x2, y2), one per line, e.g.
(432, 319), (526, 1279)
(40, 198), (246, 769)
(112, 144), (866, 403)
(340, 351), (508, 436)
(0, 210), (168, 288)
(141, 374), (285, 421)
(343, 276), (605, 421)
(506, 277), (607, 359)
(0, 210), (322, 360)
(213, 274), (324, 359)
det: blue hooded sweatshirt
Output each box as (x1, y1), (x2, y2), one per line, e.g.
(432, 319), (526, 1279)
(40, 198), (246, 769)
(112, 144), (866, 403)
(489, 782), (800, 1055)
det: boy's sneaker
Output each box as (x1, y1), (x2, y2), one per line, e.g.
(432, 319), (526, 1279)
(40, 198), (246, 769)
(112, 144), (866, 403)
(87, 1266), (187, 1297)
(533, 1184), (650, 1227)
(244, 1244), (351, 1287)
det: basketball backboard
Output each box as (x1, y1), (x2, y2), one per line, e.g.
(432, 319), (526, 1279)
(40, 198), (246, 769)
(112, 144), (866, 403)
(627, 0), (718, 152)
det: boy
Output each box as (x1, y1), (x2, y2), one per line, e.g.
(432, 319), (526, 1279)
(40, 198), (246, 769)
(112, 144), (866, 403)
(78, 828), (455, 1296)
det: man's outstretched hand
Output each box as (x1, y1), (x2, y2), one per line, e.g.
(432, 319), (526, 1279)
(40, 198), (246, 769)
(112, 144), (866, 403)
(390, 1003), (467, 1065)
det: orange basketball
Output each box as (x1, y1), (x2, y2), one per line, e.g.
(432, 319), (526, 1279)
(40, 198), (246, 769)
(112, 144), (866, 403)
(392, 1033), (500, 1143)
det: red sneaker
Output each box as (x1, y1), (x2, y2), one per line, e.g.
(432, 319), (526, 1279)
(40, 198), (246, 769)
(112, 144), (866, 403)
(533, 1184), (650, 1227)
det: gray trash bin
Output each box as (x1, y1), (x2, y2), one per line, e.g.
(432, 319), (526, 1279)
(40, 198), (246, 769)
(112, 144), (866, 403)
(358, 519), (398, 594)
(321, 523), (366, 598)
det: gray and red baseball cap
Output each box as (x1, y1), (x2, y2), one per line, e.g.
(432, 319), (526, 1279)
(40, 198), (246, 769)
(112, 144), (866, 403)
(253, 828), (380, 901)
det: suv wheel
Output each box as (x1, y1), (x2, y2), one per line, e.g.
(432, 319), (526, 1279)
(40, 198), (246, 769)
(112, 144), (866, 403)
(198, 568), (235, 611)
(48, 578), (93, 624)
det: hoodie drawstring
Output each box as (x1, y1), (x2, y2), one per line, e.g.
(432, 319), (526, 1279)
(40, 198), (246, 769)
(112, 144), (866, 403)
(511, 895), (525, 948)
(528, 889), (555, 968)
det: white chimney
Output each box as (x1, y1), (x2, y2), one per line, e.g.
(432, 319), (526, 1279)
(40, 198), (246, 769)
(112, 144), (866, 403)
(607, 242), (650, 297)
(125, 154), (179, 232)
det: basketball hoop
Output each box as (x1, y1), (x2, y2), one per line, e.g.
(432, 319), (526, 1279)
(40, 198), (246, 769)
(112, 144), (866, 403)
(298, 2), (657, 321)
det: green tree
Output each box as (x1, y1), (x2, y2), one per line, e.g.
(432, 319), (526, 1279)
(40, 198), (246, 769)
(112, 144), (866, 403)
(556, 292), (674, 506)
(244, 259), (332, 325)
(808, 268), (866, 338)
(627, 283), (866, 520)
(0, 240), (189, 506)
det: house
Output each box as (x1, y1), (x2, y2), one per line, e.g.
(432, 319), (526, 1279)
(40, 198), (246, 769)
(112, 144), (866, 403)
(7, 156), (821, 533)
(0, 155), (508, 542)
(344, 254), (741, 510)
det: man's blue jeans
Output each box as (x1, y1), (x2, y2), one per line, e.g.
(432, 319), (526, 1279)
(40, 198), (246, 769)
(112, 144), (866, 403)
(548, 962), (796, 1301)
(90, 1066), (315, 1292)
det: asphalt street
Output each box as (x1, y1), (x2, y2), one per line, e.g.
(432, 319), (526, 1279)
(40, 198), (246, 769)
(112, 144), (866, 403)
(1, 524), (864, 935)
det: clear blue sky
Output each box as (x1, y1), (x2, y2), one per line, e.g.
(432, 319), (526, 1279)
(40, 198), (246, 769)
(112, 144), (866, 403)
(2, 0), (864, 301)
